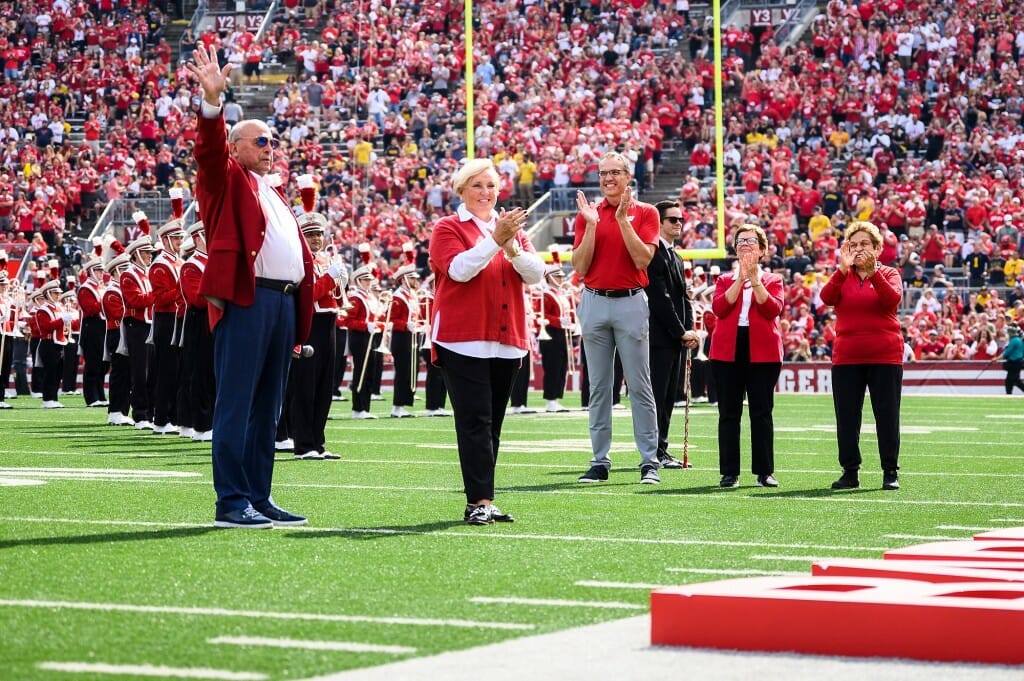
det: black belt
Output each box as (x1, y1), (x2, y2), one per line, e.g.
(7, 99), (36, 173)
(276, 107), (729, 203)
(255, 277), (299, 295)
(585, 286), (643, 298)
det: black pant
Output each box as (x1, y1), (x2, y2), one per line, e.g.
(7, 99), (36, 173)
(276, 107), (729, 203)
(348, 329), (374, 412)
(38, 339), (62, 401)
(650, 342), (682, 457)
(831, 363), (902, 472)
(289, 314), (335, 454)
(711, 328), (781, 477)
(180, 308), (215, 432)
(421, 347), (448, 410)
(105, 329), (131, 416)
(151, 312), (179, 427)
(0, 333), (14, 396)
(333, 327), (348, 395)
(539, 328), (568, 400)
(80, 316), (108, 404)
(1005, 359), (1024, 395)
(436, 345), (520, 503)
(390, 329), (417, 407)
(61, 339), (79, 393)
(123, 317), (152, 422)
(29, 337), (41, 393)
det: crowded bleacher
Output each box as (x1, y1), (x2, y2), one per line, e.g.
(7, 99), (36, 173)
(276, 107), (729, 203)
(1, 0), (1023, 375)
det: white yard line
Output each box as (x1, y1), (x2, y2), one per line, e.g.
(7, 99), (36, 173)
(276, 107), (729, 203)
(574, 581), (667, 590)
(0, 516), (893, 551)
(664, 567), (805, 576)
(470, 597), (645, 611)
(883, 534), (967, 541)
(37, 662), (265, 680)
(990, 518), (1024, 523)
(749, 555), (828, 563)
(0, 599), (534, 631)
(935, 525), (995, 531)
(208, 636), (415, 655)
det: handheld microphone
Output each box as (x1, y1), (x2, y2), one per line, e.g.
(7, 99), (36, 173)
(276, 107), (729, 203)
(291, 344), (315, 358)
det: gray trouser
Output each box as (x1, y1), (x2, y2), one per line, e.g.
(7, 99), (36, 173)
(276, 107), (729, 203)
(578, 289), (658, 469)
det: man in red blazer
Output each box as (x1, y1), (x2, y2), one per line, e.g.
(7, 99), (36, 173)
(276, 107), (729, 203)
(188, 44), (315, 529)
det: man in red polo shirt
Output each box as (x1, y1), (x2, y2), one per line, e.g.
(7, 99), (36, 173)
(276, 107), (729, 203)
(572, 152), (661, 485)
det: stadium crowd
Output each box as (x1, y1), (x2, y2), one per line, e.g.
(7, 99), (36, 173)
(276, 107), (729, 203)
(2, 0), (1024, 408)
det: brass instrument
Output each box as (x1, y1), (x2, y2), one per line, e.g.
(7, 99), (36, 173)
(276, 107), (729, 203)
(531, 284), (552, 341)
(374, 290), (394, 356)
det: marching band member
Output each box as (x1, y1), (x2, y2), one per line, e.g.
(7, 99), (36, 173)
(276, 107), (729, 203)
(388, 248), (421, 419)
(289, 182), (347, 458)
(330, 242), (350, 404)
(508, 285), (538, 414)
(121, 213), (157, 430)
(347, 264), (381, 419)
(417, 274), (449, 416)
(102, 240), (133, 425)
(0, 271), (16, 408)
(33, 279), (71, 408)
(178, 219), (215, 441)
(149, 201), (188, 435)
(58, 289), (82, 397)
(538, 258), (572, 413)
(77, 244), (108, 407)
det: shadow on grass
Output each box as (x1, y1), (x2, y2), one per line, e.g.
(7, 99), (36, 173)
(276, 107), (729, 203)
(283, 519), (465, 540)
(0, 526), (216, 550)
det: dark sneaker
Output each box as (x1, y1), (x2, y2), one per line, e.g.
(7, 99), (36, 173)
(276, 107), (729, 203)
(882, 470), (900, 490)
(658, 453), (684, 469)
(640, 464), (661, 484)
(719, 475), (739, 488)
(756, 474), (779, 488)
(254, 505), (308, 527)
(214, 506), (273, 529)
(465, 504), (493, 525)
(831, 470), (860, 490)
(464, 504), (514, 523)
(578, 465), (609, 483)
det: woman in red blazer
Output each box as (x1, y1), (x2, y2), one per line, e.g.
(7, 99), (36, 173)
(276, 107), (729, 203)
(708, 223), (785, 489)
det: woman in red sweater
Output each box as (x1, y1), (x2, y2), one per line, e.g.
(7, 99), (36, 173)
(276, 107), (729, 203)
(428, 159), (545, 525)
(709, 223), (785, 489)
(820, 221), (904, 491)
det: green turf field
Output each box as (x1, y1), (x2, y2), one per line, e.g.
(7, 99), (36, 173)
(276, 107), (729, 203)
(1, 393), (1022, 680)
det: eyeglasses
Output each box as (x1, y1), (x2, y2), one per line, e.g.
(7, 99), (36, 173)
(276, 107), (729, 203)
(735, 237), (759, 246)
(239, 136), (280, 149)
(664, 216), (683, 224)
(597, 168), (627, 178)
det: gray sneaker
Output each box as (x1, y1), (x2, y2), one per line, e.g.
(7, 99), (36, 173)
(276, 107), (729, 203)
(640, 464), (661, 485)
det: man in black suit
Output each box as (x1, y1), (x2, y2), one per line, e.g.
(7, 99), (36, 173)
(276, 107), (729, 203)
(646, 200), (700, 470)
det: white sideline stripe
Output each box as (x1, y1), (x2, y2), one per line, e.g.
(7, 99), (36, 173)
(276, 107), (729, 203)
(936, 525), (995, 531)
(665, 568), (805, 576)
(0, 516), (891, 552)
(991, 518), (1024, 523)
(470, 597), (645, 611)
(209, 636), (416, 655)
(0, 467), (200, 480)
(0, 477), (46, 486)
(749, 555), (826, 563)
(37, 662), (265, 680)
(0, 600), (534, 631)
(574, 580), (666, 590)
(883, 534), (966, 541)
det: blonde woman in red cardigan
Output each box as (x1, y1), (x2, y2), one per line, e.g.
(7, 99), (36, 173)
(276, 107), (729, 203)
(428, 159), (545, 525)
(709, 223), (785, 489)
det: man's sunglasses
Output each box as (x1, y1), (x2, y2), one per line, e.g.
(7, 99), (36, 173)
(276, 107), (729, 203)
(664, 216), (684, 224)
(240, 136), (280, 149)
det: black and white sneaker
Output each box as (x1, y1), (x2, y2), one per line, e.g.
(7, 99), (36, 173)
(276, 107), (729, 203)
(213, 506), (274, 529)
(640, 464), (661, 484)
(719, 475), (739, 488)
(756, 474), (779, 488)
(465, 504), (493, 525)
(464, 504), (514, 523)
(658, 453), (684, 469)
(578, 465), (609, 483)
(882, 470), (900, 490)
(831, 470), (860, 490)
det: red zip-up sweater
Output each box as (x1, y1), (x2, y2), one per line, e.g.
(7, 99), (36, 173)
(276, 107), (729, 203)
(819, 265), (904, 365)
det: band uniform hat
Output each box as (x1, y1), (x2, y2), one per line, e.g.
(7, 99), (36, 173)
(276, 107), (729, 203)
(392, 263), (419, 281)
(59, 289), (76, 302)
(298, 211), (328, 234)
(186, 220), (205, 238)
(156, 217), (186, 241)
(125, 234), (156, 257)
(37, 279), (62, 296)
(352, 264), (376, 281)
(544, 264), (565, 278)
